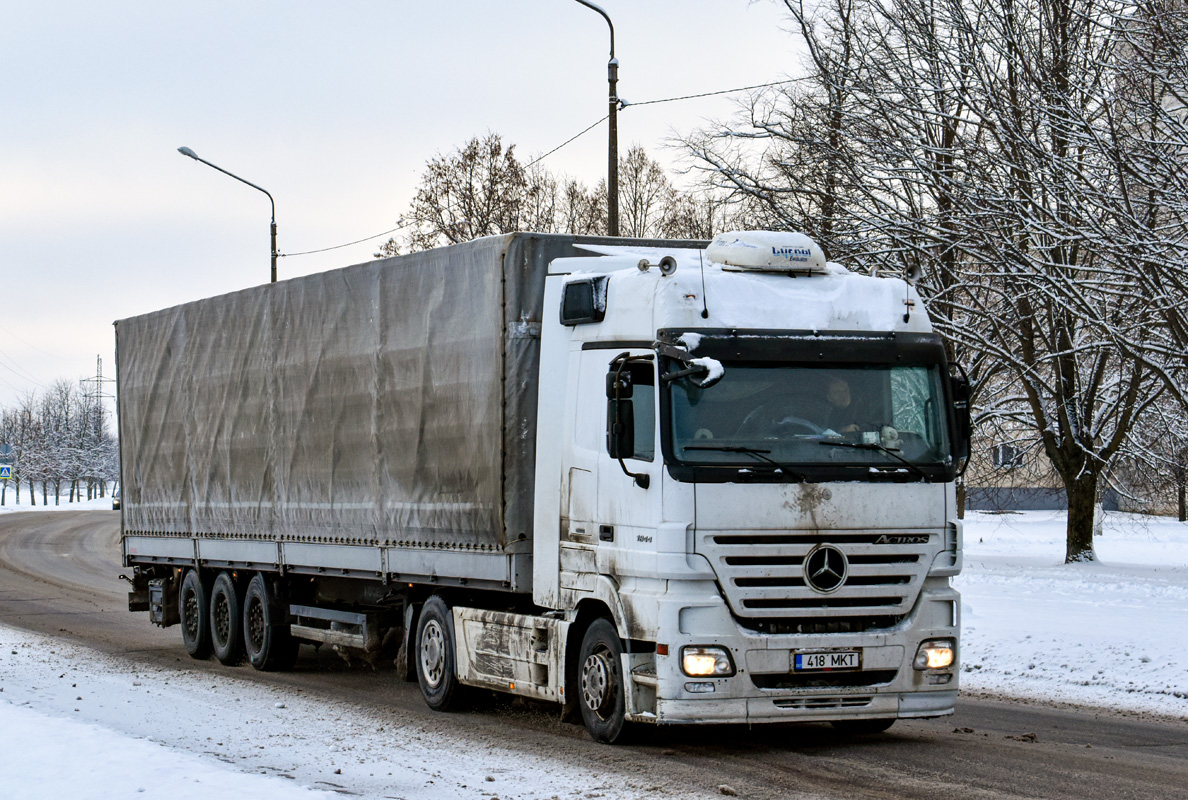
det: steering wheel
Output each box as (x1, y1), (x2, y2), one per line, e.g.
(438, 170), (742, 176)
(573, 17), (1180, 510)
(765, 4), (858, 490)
(736, 402), (824, 438)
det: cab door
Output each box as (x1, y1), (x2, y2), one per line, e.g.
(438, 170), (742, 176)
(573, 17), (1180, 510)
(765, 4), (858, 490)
(589, 348), (660, 557)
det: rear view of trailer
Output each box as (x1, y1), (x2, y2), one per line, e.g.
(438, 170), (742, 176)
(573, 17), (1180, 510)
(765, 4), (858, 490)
(116, 234), (562, 591)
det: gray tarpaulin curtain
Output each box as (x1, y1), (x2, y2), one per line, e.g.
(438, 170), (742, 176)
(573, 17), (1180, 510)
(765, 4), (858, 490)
(118, 235), (523, 550)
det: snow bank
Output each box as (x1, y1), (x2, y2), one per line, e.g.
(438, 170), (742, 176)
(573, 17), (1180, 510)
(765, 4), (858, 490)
(957, 510), (1188, 718)
(0, 701), (335, 800)
(0, 491), (116, 514)
(0, 626), (710, 800)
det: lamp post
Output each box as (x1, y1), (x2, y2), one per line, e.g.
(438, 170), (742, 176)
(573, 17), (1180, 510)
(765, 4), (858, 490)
(177, 146), (278, 283)
(571, 0), (619, 237)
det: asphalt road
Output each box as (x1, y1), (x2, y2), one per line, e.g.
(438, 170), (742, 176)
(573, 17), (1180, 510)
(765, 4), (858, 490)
(2, 510), (1187, 799)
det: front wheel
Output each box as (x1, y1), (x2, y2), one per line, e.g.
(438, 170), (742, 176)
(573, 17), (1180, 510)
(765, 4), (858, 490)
(577, 618), (630, 744)
(416, 595), (467, 711)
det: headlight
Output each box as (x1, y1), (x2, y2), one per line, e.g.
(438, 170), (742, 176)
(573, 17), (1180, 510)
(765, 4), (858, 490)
(913, 639), (955, 670)
(681, 646), (736, 677)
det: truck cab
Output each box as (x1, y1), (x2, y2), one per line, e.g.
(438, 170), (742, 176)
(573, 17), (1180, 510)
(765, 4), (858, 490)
(531, 231), (968, 740)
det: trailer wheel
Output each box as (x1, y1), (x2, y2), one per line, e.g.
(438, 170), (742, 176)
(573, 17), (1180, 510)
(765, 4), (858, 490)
(209, 571), (244, 666)
(179, 569), (211, 659)
(243, 573), (298, 672)
(831, 718), (896, 735)
(577, 618), (630, 744)
(416, 595), (466, 711)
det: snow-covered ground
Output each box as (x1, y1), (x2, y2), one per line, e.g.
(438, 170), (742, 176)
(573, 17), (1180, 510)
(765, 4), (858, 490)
(956, 510), (1188, 717)
(0, 626), (678, 800)
(1, 509), (1186, 798)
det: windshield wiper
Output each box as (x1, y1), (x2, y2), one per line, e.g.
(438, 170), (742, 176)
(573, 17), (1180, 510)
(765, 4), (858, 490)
(684, 445), (807, 482)
(819, 440), (929, 480)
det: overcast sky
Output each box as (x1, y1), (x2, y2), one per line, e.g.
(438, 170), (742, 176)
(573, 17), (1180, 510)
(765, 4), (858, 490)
(0, 0), (800, 412)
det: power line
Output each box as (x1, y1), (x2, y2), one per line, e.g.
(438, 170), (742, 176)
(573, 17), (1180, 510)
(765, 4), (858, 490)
(280, 221), (409, 258)
(278, 78), (794, 258)
(524, 78), (795, 168)
(0, 351), (47, 388)
(0, 322), (74, 362)
(623, 79), (794, 109)
(524, 114), (610, 169)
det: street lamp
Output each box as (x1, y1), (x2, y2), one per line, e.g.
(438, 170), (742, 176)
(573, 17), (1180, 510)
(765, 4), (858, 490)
(177, 146), (279, 283)
(571, 0), (619, 237)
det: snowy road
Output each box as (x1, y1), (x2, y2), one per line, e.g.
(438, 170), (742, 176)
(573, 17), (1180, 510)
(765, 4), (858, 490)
(1, 510), (1187, 799)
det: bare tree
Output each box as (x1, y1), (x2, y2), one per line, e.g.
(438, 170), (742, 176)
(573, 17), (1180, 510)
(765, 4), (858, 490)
(380, 136), (715, 254)
(686, 0), (1188, 560)
(0, 381), (118, 507)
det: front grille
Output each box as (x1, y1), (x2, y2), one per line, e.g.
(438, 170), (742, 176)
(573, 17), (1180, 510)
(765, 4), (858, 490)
(698, 529), (936, 620)
(743, 596), (906, 609)
(753, 670), (898, 690)
(735, 575), (910, 588)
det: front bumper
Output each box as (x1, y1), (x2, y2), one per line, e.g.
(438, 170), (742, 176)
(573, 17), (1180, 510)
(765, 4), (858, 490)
(651, 689), (957, 725)
(625, 578), (960, 725)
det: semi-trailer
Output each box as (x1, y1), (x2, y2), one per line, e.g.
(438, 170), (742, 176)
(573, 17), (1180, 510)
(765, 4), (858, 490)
(118, 230), (969, 743)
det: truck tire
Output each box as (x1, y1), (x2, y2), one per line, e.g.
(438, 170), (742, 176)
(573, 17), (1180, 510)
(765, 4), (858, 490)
(243, 573), (298, 672)
(831, 718), (896, 735)
(179, 569), (211, 659)
(577, 618), (631, 744)
(209, 571), (244, 666)
(416, 595), (466, 711)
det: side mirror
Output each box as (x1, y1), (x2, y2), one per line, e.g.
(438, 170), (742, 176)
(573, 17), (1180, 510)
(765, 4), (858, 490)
(605, 357), (650, 488)
(950, 373), (972, 465)
(606, 398), (635, 459)
(607, 367), (635, 459)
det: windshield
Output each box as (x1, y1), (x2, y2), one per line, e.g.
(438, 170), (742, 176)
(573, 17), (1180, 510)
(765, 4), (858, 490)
(667, 363), (951, 472)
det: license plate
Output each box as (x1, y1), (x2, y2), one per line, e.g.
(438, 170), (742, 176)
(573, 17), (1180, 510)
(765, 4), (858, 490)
(793, 650), (861, 671)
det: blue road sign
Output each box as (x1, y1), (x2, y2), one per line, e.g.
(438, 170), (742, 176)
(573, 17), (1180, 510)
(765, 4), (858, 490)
(0, 465), (11, 480)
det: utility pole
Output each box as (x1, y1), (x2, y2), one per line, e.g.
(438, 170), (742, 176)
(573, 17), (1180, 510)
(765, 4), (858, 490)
(572, 1), (620, 236)
(178, 146), (279, 283)
(79, 355), (115, 500)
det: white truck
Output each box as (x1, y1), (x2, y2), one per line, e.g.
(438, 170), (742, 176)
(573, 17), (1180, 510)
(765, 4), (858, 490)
(117, 230), (969, 743)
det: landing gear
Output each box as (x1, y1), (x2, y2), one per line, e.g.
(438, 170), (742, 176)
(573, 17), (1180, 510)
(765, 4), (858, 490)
(209, 571), (244, 665)
(179, 569), (211, 659)
(577, 618), (630, 744)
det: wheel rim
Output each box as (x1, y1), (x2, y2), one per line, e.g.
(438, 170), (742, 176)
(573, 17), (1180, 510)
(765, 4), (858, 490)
(213, 593), (230, 646)
(420, 620), (446, 689)
(581, 646), (617, 720)
(183, 589), (200, 641)
(247, 595), (265, 652)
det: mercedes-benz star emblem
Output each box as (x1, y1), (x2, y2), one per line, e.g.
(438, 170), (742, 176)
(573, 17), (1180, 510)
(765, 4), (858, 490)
(804, 544), (848, 594)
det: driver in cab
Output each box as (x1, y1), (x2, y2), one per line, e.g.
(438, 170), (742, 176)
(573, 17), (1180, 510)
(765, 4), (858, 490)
(822, 376), (860, 435)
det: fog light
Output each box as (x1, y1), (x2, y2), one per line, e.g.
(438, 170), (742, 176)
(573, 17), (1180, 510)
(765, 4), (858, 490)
(913, 639), (955, 670)
(681, 646), (735, 677)
(684, 682), (716, 693)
